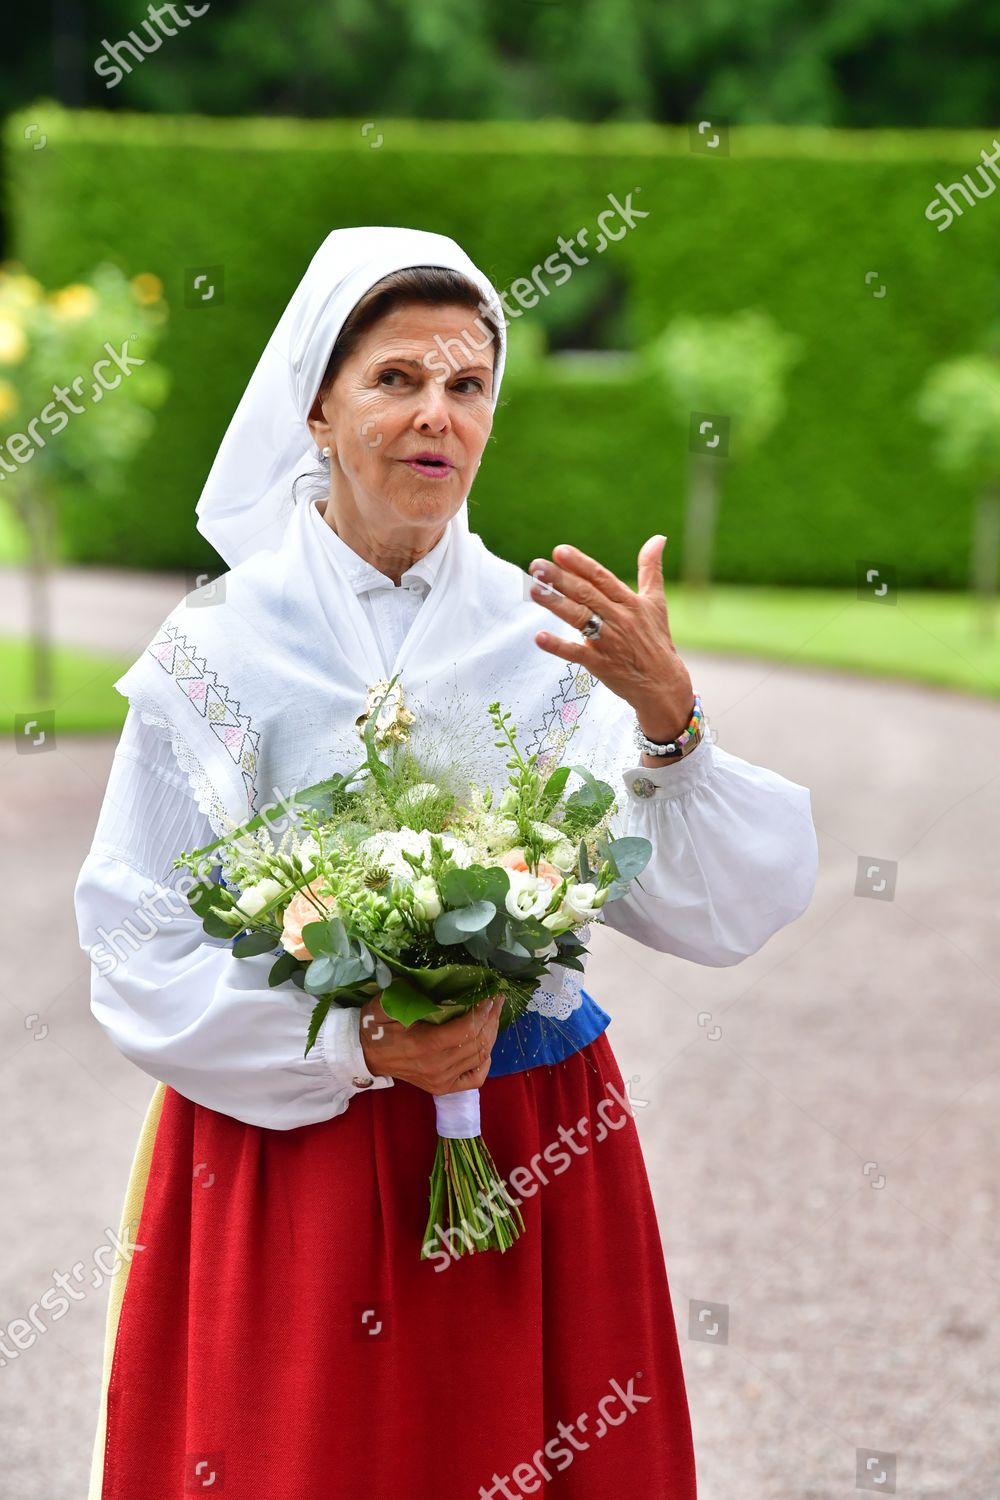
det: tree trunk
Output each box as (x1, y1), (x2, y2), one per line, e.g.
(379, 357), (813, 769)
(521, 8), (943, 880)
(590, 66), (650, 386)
(970, 486), (1000, 641)
(13, 488), (56, 703)
(682, 452), (725, 589)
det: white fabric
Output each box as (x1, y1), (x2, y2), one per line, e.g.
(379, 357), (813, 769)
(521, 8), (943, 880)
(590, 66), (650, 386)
(73, 222), (818, 1131)
(434, 1090), (482, 1140)
(194, 225), (507, 567)
(308, 497), (450, 673)
(73, 699), (818, 1131)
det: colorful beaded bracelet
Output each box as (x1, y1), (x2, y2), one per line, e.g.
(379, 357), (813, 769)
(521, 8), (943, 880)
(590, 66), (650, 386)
(633, 693), (704, 760)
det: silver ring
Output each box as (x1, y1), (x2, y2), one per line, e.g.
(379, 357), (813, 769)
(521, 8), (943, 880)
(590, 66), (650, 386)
(581, 610), (603, 640)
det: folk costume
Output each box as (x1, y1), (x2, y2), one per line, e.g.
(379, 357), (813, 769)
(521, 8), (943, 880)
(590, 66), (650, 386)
(75, 225), (817, 1498)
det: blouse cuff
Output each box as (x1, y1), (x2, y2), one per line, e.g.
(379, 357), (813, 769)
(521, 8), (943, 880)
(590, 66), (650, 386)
(620, 735), (716, 803)
(319, 1003), (395, 1096)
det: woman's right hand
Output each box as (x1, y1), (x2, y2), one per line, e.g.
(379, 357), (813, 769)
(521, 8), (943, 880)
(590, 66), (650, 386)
(358, 992), (504, 1095)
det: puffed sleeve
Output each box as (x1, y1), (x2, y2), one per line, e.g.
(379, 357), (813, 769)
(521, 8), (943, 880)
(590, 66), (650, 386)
(72, 706), (394, 1130)
(599, 732), (817, 965)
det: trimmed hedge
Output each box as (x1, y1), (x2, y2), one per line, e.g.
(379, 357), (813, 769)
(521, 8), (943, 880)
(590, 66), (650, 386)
(2, 105), (992, 586)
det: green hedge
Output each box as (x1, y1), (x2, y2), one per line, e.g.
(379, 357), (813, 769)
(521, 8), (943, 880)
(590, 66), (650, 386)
(2, 105), (992, 586)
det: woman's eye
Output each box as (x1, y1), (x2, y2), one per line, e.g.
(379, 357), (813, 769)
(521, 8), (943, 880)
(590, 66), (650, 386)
(454, 377), (485, 394)
(379, 369), (407, 386)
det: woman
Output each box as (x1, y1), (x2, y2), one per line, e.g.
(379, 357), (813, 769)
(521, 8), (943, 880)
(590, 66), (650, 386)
(74, 225), (817, 1499)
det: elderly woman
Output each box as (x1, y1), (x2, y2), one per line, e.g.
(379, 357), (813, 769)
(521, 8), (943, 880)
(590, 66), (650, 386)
(74, 226), (816, 1499)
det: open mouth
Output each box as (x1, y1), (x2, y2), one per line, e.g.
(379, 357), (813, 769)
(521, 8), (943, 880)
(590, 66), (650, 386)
(402, 457), (454, 476)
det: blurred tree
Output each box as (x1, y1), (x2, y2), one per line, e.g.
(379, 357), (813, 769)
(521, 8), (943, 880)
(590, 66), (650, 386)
(2, 0), (998, 126)
(917, 345), (1000, 638)
(0, 264), (169, 698)
(645, 309), (801, 587)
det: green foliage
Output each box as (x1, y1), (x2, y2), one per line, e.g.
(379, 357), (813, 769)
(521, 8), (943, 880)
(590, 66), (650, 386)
(646, 309), (802, 450)
(4, 0), (1000, 128)
(916, 355), (1000, 484)
(4, 106), (995, 585)
(0, 260), (169, 500)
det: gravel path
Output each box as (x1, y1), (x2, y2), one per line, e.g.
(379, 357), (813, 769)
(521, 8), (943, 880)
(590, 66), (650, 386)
(1, 570), (997, 1496)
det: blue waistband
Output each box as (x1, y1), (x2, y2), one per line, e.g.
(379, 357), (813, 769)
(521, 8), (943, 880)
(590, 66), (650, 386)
(486, 987), (611, 1077)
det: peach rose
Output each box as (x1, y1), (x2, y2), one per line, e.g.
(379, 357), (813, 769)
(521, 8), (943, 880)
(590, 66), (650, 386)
(280, 881), (339, 960)
(498, 848), (563, 889)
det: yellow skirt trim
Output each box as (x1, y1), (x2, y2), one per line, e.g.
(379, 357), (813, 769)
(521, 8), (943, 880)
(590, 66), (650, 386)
(88, 1082), (168, 1500)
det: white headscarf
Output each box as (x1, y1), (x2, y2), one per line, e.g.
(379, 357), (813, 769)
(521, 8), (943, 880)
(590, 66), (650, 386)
(194, 225), (509, 568)
(114, 225), (632, 1031)
(116, 223), (632, 846)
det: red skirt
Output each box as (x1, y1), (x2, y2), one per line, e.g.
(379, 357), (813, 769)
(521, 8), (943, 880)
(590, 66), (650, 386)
(98, 1031), (697, 1498)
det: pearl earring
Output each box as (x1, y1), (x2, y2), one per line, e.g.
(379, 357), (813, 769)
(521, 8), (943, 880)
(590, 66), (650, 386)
(322, 446), (331, 458)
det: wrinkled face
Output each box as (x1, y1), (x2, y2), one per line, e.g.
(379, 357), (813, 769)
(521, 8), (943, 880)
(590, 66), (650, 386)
(307, 302), (496, 536)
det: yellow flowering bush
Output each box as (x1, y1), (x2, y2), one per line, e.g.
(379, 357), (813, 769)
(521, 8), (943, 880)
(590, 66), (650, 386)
(0, 261), (169, 493)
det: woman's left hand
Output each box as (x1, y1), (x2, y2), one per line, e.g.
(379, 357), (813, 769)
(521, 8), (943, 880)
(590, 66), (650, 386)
(528, 535), (694, 742)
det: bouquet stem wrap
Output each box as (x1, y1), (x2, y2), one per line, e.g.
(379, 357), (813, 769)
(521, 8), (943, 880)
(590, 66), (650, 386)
(422, 1088), (525, 1259)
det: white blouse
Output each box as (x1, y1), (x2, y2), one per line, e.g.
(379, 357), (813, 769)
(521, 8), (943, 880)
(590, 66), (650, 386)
(73, 537), (818, 1132)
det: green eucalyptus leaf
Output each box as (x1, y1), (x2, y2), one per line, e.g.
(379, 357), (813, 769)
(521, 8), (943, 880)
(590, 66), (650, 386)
(233, 931), (280, 958)
(267, 951), (300, 987)
(434, 900), (496, 943)
(605, 836), (652, 880)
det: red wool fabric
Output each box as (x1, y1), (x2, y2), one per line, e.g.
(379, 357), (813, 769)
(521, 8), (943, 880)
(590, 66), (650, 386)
(101, 1031), (697, 1498)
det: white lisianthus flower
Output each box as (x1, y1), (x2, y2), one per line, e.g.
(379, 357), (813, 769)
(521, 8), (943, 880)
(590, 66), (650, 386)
(561, 881), (608, 923)
(541, 908), (575, 936)
(504, 868), (555, 921)
(411, 875), (443, 921)
(235, 877), (285, 917)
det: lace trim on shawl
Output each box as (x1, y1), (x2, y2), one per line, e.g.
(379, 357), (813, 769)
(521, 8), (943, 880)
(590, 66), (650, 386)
(521, 659), (599, 1021)
(129, 691), (234, 840)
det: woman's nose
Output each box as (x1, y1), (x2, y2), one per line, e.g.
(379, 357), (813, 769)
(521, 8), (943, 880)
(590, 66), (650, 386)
(414, 381), (451, 431)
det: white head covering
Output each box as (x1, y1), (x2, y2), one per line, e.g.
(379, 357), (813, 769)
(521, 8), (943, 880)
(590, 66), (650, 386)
(195, 225), (509, 568)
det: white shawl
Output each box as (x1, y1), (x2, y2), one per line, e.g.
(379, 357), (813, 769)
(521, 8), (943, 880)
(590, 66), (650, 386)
(116, 224), (636, 846)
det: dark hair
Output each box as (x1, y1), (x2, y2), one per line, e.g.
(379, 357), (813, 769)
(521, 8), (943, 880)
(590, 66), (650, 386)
(316, 264), (501, 402)
(292, 265), (501, 506)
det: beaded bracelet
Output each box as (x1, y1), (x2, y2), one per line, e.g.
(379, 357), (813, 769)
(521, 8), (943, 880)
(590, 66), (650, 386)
(632, 693), (704, 761)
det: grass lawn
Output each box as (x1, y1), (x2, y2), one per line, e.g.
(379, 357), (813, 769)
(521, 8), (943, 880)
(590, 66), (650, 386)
(662, 586), (1000, 699)
(1, 638), (131, 736)
(2, 588), (999, 737)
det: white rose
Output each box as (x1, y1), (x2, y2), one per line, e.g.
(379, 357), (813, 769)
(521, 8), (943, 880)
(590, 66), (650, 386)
(235, 877), (285, 917)
(530, 820), (564, 846)
(411, 875), (442, 921)
(548, 839), (577, 871)
(484, 816), (518, 850)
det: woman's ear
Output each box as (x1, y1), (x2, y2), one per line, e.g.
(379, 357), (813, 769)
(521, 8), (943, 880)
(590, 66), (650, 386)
(306, 395), (331, 453)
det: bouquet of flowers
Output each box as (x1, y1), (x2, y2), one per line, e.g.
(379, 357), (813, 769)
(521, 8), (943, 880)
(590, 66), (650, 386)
(174, 677), (652, 1259)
